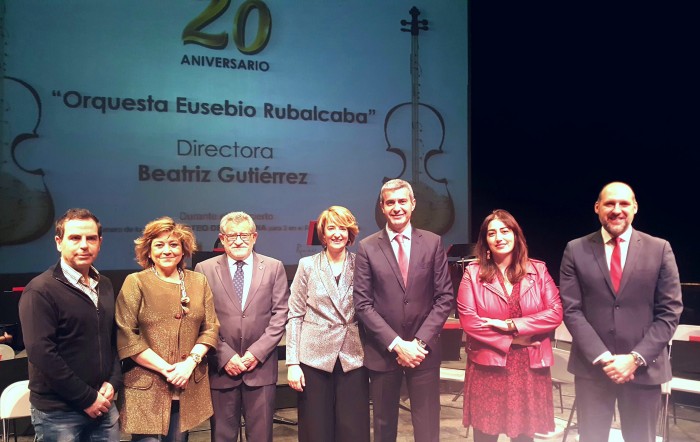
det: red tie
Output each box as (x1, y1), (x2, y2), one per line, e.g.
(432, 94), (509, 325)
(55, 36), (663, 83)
(610, 237), (622, 293)
(395, 235), (409, 285)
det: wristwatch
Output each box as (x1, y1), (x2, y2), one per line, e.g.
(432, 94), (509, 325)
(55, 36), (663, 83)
(416, 339), (427, 349)
(189, 352), (203, 365)
(631, 352), (645, 367)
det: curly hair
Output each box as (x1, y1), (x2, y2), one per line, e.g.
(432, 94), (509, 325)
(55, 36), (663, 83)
(134, 216), (198, 269)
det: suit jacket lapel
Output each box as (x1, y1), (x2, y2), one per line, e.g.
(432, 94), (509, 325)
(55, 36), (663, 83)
(244, 252), (264, 311)
(337, 254), (354, 303)
(316, 252), (343, 314)
(618, 229), (641, 295)
(215, 254), (242, 312)
(378, 230), (405, 291)
(590, 231), (616, 296)
(407, 228), (421, 289)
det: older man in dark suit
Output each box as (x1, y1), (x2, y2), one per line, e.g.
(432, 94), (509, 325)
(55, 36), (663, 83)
(195, 211), (290, 442)
(353, 179), (454, 442)
(560, 181), (683, 442)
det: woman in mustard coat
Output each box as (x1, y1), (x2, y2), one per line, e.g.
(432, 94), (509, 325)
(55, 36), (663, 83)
(116, 217), (219, 441)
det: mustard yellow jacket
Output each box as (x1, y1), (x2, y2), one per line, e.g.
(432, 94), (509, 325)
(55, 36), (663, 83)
(116, 269), (219, 435)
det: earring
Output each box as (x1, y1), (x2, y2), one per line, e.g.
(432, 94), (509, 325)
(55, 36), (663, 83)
(486, 250), (491, 260)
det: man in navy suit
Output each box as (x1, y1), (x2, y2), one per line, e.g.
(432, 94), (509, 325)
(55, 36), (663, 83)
(560, 182), (683, 442)
(353, 179), (454, 442)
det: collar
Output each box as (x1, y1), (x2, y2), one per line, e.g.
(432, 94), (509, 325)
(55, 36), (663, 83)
(525, 260), (537, 275)
(386, 223), (412, 241)
(227, 252), (254, 268)
(601, 226), (633, 245)
(60, 259), (99, 287)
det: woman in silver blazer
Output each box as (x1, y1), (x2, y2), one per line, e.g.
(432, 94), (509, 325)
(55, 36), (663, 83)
(286, 206), (370, 442)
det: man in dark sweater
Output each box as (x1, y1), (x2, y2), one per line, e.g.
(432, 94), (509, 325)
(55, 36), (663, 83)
(19, 208), (121, 441)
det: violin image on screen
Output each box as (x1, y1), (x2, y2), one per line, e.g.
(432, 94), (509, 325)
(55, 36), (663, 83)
(375, 6), (455, 235)
(0, 76), (55, 245)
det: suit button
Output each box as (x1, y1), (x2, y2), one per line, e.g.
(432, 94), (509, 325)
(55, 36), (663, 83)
(174, 313), (182, 319)
(615, 305), (620, 309)
(181, 354), (187, 360)
(242, 315), (246, 318)
(404, 299), (408, 304)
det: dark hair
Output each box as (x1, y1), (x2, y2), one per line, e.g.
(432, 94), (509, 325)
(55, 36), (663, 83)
(475, 209), (529, 284)
(55, 208), (102, 239)
(134, 217), (198, 269)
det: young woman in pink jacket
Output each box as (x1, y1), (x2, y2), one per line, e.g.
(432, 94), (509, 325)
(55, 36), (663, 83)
(457, 209), (563, 442)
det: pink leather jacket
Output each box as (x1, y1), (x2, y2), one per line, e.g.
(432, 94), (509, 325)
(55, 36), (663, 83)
(456, 259), (563, 368)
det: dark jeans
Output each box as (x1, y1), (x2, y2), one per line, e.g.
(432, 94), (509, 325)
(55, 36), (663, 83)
(30, 403), (119, 442)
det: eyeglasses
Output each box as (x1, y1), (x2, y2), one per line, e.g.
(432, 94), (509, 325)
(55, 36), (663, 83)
(220, 232), (254, 243)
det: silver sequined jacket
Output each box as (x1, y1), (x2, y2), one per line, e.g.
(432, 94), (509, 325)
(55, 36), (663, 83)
(286, 252), (364, 372)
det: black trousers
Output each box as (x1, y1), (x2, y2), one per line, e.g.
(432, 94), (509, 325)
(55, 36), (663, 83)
(297, 360), (370, 442)
(369, 366), (440, 442)
(472, 428), (533, 442)
(575, 376), (661, 442)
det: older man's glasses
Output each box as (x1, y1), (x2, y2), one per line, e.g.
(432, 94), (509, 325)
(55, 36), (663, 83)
(220, 232), (253, 243)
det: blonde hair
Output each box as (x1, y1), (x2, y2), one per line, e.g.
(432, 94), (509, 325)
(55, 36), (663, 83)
(316, 206), (359, 246)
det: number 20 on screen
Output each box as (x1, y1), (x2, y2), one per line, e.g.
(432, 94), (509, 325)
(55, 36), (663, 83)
(182, 0), (272, 55)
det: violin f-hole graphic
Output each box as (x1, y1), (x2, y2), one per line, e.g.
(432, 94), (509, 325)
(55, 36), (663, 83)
(0, 76), (55, 246)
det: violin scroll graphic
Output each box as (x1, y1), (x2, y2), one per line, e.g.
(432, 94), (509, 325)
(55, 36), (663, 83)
(375, 7), (455, 234)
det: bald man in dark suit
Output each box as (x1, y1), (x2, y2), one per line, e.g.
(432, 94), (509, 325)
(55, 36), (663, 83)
(560, 182), (683, 442)
(353, 179), (454, 442)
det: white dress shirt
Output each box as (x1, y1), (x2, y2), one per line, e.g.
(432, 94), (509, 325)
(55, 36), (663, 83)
(601, 226), (632, 271)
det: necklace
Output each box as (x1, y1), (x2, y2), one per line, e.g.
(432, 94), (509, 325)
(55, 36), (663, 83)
(325, 250), (346, 281)
(152, 266), (190, 315)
